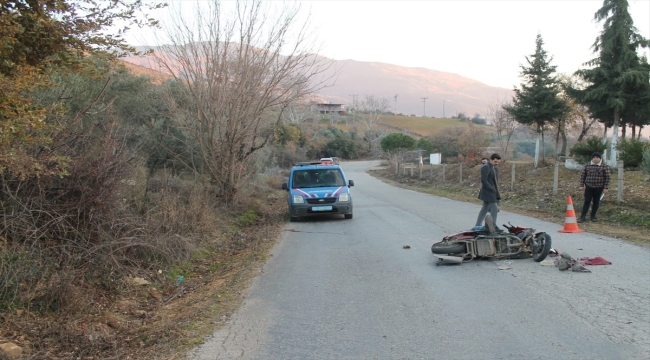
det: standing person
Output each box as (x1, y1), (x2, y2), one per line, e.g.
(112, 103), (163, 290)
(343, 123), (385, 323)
(578, 152), (610, 223)
(475, 153), (501, 231)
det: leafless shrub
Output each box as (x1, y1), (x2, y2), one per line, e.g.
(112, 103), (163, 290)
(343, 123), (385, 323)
(355, 95), (391, 156)
(488, 97), (518, 156)
(0, 117), (145, 308)
(0, 246), (48, 310)
(151, 0), (334, 203)
(458, 123), (490, 158)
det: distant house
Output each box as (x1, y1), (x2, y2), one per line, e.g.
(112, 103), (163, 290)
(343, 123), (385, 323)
(311, 103), (347, 115)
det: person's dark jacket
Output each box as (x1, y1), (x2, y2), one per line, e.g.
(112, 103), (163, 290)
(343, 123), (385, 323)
(478, 162), (500, 203)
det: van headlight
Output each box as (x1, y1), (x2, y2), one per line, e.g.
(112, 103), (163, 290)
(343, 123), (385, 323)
(339, 193), (349, 202)
(292, 195), (305, 204)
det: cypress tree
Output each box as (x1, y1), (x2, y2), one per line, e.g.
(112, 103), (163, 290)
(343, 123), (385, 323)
(574, 0), (649, 165)
(622, 55), (650, 139)
(505, 34), (569, 162)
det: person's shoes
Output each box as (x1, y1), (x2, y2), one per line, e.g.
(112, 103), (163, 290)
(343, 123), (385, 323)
(577, 217), (586, 223)
(591, 217), (598, 222)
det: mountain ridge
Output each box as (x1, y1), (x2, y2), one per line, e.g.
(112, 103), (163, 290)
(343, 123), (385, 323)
(120, 52), (513, 118)
(315, 58), (512, 117)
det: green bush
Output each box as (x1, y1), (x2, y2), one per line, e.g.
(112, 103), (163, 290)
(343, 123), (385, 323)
(322, 136), (359, 159)
(416, 137), (434, 153)
(642, 147), (650, 175)
(615, 138), (648, 168)
(570, 136), (608, 163)
(237, 209), (258, 226)
(380, 133), (416, 154)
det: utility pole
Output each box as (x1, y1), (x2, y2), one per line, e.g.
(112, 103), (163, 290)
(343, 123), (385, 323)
(421, 97), (428, 117)
(349, 94), (358, 112)
(394, 94), (398, 115)
(443, 99), (445, 118)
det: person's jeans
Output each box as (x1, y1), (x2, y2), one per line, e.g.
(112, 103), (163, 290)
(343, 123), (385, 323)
(476, 201), (499, 226)
(581, 186), (604, 219)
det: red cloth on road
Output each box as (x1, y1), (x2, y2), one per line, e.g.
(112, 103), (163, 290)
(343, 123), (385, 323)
(579, 256), (612, 266)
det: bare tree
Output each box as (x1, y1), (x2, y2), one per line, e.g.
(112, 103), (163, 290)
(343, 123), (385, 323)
(560, 74), (599, 143)
(284, 100), (313, 125)
(458, 123), (491, 159)
(326, 113), (342, 126)
(356, 94), (390, 156)
(152, 0), (332, 202)
(569, 103), (598, 143)
(488, 97), (518, 157)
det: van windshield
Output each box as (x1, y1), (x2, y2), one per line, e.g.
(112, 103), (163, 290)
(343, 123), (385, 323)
(292, 169), (345, 188)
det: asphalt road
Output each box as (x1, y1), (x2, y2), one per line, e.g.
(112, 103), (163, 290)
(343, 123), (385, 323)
(190, 160), (650, 360)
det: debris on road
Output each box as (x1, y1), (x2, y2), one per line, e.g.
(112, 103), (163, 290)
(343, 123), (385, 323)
(557, 253), (574, 271)
(580, 256), (612, 266)
(571, 264), (591, 272)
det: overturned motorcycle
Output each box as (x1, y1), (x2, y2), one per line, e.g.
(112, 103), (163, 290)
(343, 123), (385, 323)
(431, 214), (552, 264)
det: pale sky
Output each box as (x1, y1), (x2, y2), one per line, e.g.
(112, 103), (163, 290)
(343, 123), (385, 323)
(128, 0), (650, 89)
(303, 0), (650, 89)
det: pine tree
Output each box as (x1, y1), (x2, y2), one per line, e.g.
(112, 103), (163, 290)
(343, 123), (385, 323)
(574, 0), (649, 165)
(505, 34), (569, 162)
(622, 55), (650, 139)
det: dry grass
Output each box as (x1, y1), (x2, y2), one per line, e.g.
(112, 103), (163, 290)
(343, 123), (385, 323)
(379, 115), (488, 137)
(0, 174), (289, 359)
(325, 114), (486, 138)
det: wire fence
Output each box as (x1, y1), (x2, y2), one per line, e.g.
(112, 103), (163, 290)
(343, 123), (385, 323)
(392, 160), (626, 203)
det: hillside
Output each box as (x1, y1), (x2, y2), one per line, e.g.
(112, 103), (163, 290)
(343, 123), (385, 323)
(377, 115), (485, 137)
(119, 60), (172, 84)
(316, 59), (512, 117)
(120, 51), (512, 118)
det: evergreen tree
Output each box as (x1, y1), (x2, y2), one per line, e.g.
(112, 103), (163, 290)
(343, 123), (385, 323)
(380, 133), (416, 155)
(574, 0), (649, 165)
(621, 55), (650, 139)
(504, 34), (569, 162)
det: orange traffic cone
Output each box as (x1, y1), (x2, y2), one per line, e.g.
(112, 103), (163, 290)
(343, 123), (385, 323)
(558, 196), (585, 233)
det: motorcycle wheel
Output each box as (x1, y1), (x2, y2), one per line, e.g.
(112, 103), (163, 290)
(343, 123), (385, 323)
(431, 241), (466, 255)
(531, 233), (552, 262)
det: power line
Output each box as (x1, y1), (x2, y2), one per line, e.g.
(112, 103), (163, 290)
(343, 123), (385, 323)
(349, 94), (358, 111)
(421, 97), (428, 117)
(394, 94), (398, 115)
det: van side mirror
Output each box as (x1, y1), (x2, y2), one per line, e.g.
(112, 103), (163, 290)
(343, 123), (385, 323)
(348, 180), (354, 187)
(281, 183), (288, 190)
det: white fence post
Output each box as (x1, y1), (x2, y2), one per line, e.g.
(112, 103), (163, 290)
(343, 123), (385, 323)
(617, 161), (624, 203)
(553, 160), (559, 195)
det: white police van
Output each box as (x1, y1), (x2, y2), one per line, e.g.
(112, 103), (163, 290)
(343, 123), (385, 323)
(281, 160), (354, 222)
